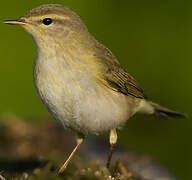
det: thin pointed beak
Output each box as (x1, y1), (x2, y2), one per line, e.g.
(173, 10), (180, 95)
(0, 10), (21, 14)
(4, 19), (27, 25)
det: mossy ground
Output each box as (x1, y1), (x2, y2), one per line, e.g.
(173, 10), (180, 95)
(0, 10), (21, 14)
(0, 157), (143, 180)
(0, 116), (175, 180)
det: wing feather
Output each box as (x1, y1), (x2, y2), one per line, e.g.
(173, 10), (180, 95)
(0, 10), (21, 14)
(93, 39), (146, 99)
(104, 65), (146, 99)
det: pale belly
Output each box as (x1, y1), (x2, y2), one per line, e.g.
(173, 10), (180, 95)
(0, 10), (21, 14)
(34, 59), (140, 135)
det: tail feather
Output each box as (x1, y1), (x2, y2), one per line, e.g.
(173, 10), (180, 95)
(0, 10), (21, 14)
(149, 102), (187, 119)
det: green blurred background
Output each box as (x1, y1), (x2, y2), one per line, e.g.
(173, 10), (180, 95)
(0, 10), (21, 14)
(0, 0), (192, 179)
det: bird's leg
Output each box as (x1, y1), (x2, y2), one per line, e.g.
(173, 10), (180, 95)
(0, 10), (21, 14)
(106, 128), (117, 169)
(59, 133), (84, 174)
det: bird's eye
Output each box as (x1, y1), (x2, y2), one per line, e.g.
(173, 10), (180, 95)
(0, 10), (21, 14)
(42, 18), (52, 25)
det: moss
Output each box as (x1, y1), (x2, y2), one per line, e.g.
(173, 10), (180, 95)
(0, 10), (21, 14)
(1, 158), (143, 180)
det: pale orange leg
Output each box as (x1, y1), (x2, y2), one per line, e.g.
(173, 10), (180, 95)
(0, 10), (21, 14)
(59, 134), (84, 174)
(106, 128), (117, 169)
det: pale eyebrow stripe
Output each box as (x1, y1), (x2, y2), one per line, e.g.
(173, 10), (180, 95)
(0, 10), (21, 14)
(28, 14), (70, 21)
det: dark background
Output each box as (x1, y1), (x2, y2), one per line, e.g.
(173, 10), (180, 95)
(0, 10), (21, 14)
(1, 1), (191, 179)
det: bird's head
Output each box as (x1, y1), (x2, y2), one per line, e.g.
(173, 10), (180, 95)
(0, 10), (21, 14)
(4, 4), (88, 48)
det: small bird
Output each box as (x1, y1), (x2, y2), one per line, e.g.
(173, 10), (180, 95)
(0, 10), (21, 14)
(4, 4), (186, 173)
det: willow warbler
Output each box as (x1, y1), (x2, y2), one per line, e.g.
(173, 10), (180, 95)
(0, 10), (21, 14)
(4, 4), (186, 173)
